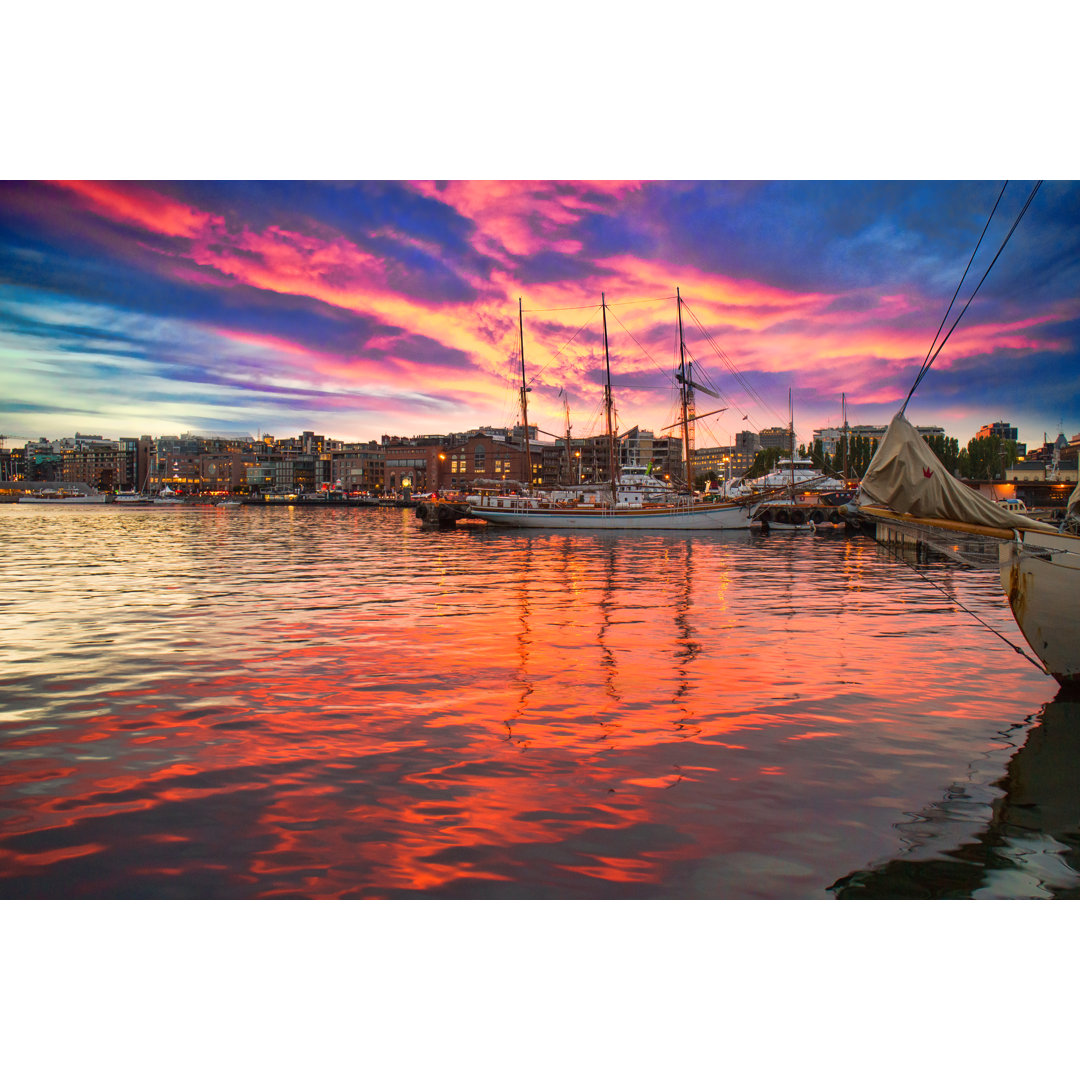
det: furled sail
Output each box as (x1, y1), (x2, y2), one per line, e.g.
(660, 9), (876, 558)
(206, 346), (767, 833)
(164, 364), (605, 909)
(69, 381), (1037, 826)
(859, 412), (1051, 533)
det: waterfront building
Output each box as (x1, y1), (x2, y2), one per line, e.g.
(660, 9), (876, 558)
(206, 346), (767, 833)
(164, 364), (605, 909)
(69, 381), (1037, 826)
(758, 426), (793, 451)
(692, 443), (757, 480)
(60, 436), (125, 490)
(242, 454), (322, 492)
(329, 445), (383, 492)
(384, 444), (444, 494)
(439, 433), (542, 492)
(1, 445), (26, 482)
(117, 436), (152, 491)
(813, 423), (945, 457)
(977, 420), (1019, 442)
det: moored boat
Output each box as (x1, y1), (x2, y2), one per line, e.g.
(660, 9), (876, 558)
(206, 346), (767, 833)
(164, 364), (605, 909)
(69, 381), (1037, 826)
(856, 412), (1080, 686)
(466, 491), (755, 530)
(845, 180), (1080, 685)
(466, 290), (759, 531)
(19, 484), (111, 504)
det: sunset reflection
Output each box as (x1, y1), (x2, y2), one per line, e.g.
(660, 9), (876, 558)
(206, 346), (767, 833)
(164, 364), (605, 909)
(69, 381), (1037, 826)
(0, 506), (1060, 898)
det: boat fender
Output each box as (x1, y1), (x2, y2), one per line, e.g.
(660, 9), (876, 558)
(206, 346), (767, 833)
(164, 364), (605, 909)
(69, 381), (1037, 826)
(757, 509), (772, 523)
(829, 511), (841, 524)
(790, 509), (805, 526)
(810, 509), (825, 525)
(775, 508), (790, 524)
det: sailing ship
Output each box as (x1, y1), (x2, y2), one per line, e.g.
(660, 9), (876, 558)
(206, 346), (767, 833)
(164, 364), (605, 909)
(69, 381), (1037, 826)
(465, 291), (758, 531)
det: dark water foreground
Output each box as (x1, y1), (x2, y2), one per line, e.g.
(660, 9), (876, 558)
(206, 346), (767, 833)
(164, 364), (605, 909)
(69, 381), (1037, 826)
(1, 504), (1073, 899)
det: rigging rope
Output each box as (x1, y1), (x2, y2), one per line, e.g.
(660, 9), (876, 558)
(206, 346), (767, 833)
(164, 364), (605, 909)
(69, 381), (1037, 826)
(680, 301), (787, 424)
(522, 295), (674, 313)
(905, 181), (1008, 407)
(606, 307), (671, 380)
(882, 544), (1048, 673)
(527, 306), (600, 385)
(901, 180), (1043, 413)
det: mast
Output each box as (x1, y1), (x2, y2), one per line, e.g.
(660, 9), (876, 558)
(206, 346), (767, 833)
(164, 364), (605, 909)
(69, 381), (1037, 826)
(677, 287), (693, 494)
(602, 293), (618, 504)
(563, 393), (572, 486)
(841, 392), (848, 480)
(789, 388), (795, 497)
(518, 297), (532, 493)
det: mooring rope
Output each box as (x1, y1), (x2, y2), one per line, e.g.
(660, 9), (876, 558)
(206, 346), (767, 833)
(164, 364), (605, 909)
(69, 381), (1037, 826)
(879, 541), (1048, 673)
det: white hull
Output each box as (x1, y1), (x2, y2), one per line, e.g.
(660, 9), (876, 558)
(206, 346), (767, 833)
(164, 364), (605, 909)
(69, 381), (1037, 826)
(467, 502), (756, 530)
(116, 502), (189, 510)
(1000, 529), (1080, 686)
(19, 493), (110, 504)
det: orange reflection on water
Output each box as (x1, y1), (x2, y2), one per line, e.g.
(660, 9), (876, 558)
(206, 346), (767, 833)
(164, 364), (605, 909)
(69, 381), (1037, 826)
(0, 508), (1060, 898)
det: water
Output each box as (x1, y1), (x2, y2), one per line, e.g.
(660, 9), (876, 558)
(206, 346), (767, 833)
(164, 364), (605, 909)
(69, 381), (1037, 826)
(1, 504), (1075, 899)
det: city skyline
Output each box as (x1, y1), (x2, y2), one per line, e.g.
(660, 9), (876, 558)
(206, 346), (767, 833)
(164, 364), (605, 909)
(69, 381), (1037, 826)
(2, 180), (1078, 451)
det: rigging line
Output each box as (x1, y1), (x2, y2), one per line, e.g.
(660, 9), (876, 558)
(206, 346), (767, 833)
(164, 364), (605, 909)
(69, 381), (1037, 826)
(902, 179), (1043, 412)
(522, 294), (674, 313)
(912, 181), (1009, 394)
(680, 301), (787, 424)
(884, 548), (1047, 673)
(528, 307), (601, 384)
(681, 343), (739, 410)
(607, 307), (672, 380)
(605, 295), (676, 307)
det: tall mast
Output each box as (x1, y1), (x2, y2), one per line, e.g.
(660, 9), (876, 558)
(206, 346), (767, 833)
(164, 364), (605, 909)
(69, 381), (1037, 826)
(789, 388), (795, 496)
(518, 297), (532, 493)
(601, 293), (618, 504)
(563, 392), (572, 486)
(677, 287), (693, 493)
(841, 391), (848, 480)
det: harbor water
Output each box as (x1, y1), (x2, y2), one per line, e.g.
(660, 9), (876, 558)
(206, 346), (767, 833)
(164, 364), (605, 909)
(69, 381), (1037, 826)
(1, 504), (1075, 899)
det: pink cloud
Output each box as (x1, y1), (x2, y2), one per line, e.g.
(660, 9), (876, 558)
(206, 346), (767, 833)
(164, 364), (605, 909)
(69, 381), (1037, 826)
(411, 180), (642, 261)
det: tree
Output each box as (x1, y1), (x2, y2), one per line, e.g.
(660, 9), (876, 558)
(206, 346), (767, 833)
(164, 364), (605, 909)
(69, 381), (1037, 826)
(924, 433), (961, 474)
(810, 438), (832, 474)
(963, 435), (1019, 480)
(745, 446), (786, 479)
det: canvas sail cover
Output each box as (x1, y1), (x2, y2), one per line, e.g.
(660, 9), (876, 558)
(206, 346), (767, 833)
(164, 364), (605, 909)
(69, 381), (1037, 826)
(859, 412), (1050, 532)
(1068, 478), (1080, 518)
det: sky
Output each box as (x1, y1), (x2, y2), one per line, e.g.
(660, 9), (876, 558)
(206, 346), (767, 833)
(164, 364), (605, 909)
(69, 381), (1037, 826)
(2, 179), (1078, 452)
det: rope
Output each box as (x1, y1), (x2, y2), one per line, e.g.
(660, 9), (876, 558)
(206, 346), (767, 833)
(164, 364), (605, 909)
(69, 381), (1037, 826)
(527, 306), (600, 384)
(878, 535), (1048, 674)
(902, 180), (1043, 412)
(606, 307), (671, 379)
(680, 301), (787, 425)
(522, 295), (674, 313)
(905, 181), (1008, 406)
